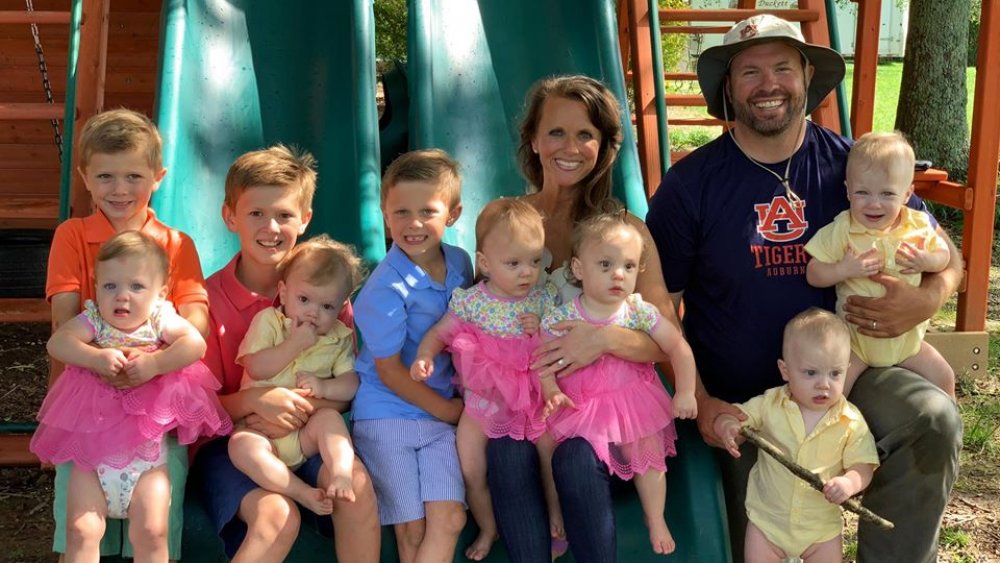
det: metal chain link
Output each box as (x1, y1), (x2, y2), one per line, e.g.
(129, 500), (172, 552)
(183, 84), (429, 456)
(26, 0), (64, 161)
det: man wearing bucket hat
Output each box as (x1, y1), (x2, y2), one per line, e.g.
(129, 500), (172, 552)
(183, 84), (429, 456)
(646, 14), (962, 563)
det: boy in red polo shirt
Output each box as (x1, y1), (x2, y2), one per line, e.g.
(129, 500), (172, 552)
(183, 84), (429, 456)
(45, 108), (208, 560)
(193, 145), (379, 562)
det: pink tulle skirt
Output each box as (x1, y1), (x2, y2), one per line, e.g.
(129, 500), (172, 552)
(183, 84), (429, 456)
(546, 355), (676, 480)
(447, 320), (546, 441)
(30, 361), (233, 470)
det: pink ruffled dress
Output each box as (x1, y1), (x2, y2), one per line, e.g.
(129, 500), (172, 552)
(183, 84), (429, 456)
(30, 300), (232, 470)
(444, 282), (555, 441)
(544, 295), (677, 480)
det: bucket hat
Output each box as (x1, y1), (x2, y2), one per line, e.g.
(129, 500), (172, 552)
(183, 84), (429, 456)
(697, 14), (845, 120)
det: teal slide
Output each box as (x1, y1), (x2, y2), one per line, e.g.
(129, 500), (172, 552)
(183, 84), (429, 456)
(150, 0), (730, 561)
(407, 1), (730, 561)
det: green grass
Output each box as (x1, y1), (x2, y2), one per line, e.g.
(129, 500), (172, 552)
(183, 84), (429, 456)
(940, 527), (973, 550)
(842, 62), (977, 135)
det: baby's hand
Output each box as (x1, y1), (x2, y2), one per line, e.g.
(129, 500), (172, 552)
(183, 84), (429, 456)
(518, 313), (541, 336)
(823, 475), (857, 505)
(296, 372), (323, 398)
(543, 392), (575, 419)
(91, 348), (129, 379)
(288, 320), (319, 351)
(673, 392), (698, 420)
(410, 357), (434, 382)
(839, 245), (882, 279)
(124, 349), (160, 386)
(895, 240), (943, 274)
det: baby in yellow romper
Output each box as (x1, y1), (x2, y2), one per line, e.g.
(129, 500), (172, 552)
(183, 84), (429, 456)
(805, 131), (954, 398)
(228, 235), (364, 515)
(714, 308), (880, 562)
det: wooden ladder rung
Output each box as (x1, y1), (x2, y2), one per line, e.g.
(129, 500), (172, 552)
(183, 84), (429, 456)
(669, 117), (727, 127)
(0, 10), (71, 25)
(666, 94), (707, 106)
(0, 103), (65, 121)
(660, 9), (819, 23)
(0, 435), (39, 467)
(662, 25), (731, 34)
(0, 298), (50, 323)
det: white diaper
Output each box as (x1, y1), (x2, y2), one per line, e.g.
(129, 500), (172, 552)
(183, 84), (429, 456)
(96, 440), (168, 519)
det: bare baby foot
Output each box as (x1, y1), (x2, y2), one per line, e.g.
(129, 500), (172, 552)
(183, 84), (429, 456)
(464, 529), (497, 561)
(646, 514), (676, 555)
(326, 474), (356, 503)
(296, 487), (334, 515)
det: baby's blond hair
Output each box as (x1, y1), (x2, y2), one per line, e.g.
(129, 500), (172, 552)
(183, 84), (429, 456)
(95, 230), (169, 285)
(277, 234), (365, 295)
(782, 308), (850, 359)
(846, 131), (916, 188)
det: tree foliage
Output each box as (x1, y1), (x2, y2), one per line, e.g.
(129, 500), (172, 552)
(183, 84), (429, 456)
(374, 0), (407, 62)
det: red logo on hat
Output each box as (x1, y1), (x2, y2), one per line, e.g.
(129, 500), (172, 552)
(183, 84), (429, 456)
(741, 22), (758, 40)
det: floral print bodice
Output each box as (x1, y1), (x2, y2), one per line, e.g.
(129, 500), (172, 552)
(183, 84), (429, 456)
(542, 293), (659, 337)
(448, 281), (557, 337)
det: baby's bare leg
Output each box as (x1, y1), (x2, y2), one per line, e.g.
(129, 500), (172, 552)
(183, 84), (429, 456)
(801, 534), (842, 563)
(299, 409), (356, 502)
(455, 412), (496, 561)
(634, 469), (675, 554)
(845, 351), (868, 397)
(128, 464), (170, 563)
(535, 432), (565, 539)
(66, 466), (108, 562)
(228, 428), (332, 515)
(743, 521), (787, 563)
(899, 341), (955, 398)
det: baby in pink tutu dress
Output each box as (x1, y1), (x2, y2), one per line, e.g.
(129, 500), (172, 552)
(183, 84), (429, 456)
(411, 198), (562, 561)
(31, 231), (231, 559)
(542, 212), (698, 555)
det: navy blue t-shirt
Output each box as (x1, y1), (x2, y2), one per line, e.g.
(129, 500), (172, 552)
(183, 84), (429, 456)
(647, 123), (928, 403)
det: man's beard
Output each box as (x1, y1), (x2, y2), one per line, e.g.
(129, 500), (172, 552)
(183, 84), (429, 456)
(730, 88), (806, 137)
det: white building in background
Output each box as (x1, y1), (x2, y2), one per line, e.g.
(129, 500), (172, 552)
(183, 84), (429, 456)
(687, 0), (909, 59)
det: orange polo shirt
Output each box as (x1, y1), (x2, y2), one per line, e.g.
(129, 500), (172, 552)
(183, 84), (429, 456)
(46, 208), (208, 307)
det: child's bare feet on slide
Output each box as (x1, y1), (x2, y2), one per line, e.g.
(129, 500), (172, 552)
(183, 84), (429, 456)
(326, 474), (356, 503)
(296, 487), (334, 515)
(646, 514), (676, 554)
(464, 529), (498, 561)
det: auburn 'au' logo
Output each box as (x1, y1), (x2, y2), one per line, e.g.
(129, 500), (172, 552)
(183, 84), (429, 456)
(754, 196), (808, 242)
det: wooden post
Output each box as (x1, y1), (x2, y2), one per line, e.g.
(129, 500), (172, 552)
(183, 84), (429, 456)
(957, 0), (1000, 331)
(797, 0), (841, 134)
(849, 0), (880, 137)
(628, 0), (663, 196)
(68, 0), (109, 218)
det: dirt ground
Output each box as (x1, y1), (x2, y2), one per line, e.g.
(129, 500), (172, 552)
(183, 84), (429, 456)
(1, 249), (998, 562)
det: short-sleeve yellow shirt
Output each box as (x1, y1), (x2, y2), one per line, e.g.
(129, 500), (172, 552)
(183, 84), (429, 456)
(804, 207), (942, 366)
(739, 386), (880, 554)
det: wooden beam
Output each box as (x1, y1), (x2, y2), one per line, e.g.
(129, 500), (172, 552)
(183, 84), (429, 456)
(660, 25), (731, 34)
(0, 435), (39, 467)
(68, 0), (109, 219)
(957, 0), (1000, 331)
(0, 298), (51, 323)
(0, 103), (65, 121)
(798, 0), (840, 134)
(0, 196), (60, 220)
(659, 9), (819, 22)
(627, 0), (662, 196)
(0, 11), (71, 25)
(849, 0), (881, 137)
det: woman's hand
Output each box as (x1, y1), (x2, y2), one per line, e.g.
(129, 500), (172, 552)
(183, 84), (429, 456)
(531, 320), (604, 378)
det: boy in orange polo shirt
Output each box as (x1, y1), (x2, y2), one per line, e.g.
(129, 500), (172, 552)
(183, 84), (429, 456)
(44, 108), (208, 560)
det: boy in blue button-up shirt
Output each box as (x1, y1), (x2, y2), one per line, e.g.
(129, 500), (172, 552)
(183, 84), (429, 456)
(352, 149), (473, 562)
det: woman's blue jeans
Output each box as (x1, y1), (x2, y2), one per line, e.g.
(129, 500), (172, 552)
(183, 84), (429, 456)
(486, 437), (616, 563)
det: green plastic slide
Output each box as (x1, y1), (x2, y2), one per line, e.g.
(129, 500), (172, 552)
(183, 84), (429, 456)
(406, 1), (731, 561)
(152, 0), (384, 276)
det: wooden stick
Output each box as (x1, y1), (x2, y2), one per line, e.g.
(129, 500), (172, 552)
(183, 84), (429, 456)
(740, 427), (894, 530)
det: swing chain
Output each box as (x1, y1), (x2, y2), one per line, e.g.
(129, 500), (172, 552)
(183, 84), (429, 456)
(26, 0), (64, 161)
